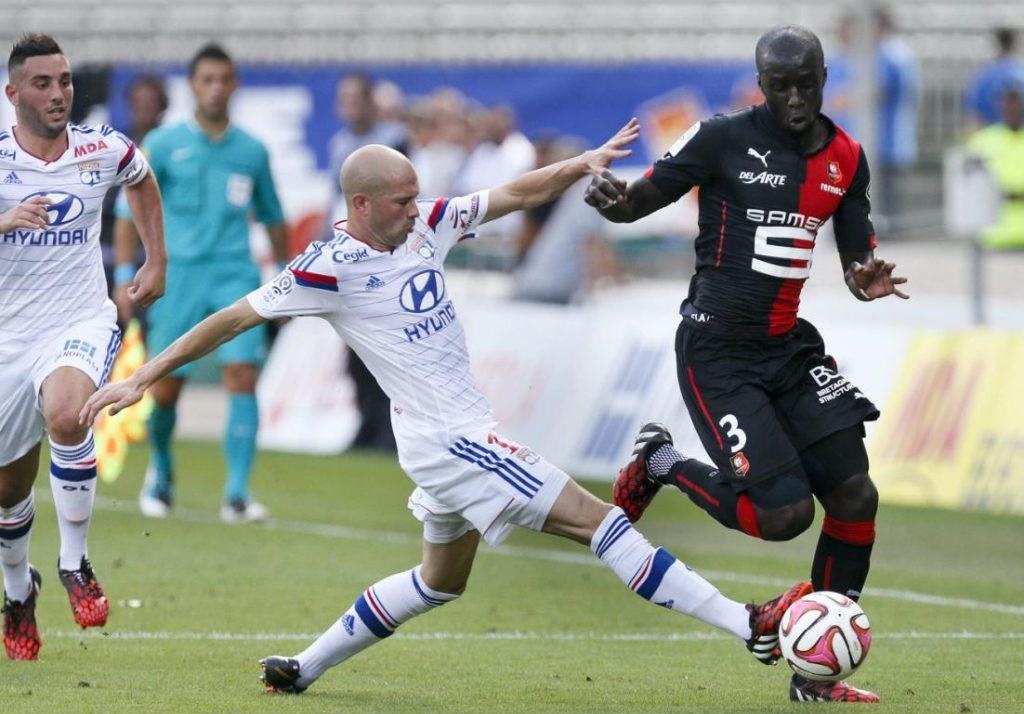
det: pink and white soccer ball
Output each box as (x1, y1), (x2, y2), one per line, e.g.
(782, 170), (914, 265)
(778, 591), (872, 682)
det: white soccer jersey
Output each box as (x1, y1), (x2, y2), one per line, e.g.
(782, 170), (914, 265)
(0, 124), (149, 357)
(248, 191), (491, 442)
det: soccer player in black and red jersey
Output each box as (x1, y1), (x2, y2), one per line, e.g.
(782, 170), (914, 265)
(586, 26), (908, 704)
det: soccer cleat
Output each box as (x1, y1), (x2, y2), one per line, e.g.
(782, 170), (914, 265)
(612, 422), (674, 523)
(58, 556), (109, 628)
(790, 674), (880, 703)
(139, 463), (172, 518)
(260, 656), (306, 693)
(3, 565), (42, 660)
(139, 491), (171, 518)
(746, 580), (813, 665)
(220, 499), (269, 524)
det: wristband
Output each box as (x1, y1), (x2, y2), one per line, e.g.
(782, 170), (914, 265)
(113, 263), (136, 287)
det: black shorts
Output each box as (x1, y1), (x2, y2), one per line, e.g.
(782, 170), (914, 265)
(675, 318), (879, 491)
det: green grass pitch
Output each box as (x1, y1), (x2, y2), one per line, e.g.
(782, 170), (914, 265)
(1, 441), (1021, 713)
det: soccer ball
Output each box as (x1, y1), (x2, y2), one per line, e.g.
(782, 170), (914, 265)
(778, 591), (872, 682)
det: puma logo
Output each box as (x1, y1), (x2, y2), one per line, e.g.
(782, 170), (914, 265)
(747, 147), (771, 168)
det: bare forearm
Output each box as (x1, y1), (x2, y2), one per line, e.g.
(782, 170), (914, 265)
(135, 302), (261, 387)
(501, 155), (590, 211)
(124, 173), (166, 264)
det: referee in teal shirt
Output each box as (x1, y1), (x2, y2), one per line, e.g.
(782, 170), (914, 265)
(115, 44), (288, 523)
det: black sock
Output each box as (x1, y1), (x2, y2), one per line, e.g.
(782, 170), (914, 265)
(811, 515), (875, 600)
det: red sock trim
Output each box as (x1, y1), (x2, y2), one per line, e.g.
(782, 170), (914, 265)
(822, 515), (876, 546)
(736, 494), (762, 538)
(822, 555), (834, 590)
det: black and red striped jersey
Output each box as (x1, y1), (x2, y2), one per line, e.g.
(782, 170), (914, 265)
(646, 103), (875, 338)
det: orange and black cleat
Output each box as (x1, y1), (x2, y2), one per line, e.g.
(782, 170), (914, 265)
(3, 565), (42, 660)
(260, 656), (306, 694)
(58, 557), (109, 628)
(746, 580), (814, 665)
(613, 422), (674, 523)
(790, 674), (880, 703)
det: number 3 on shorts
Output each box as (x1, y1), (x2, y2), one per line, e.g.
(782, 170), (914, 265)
(718, 414), (747, 454)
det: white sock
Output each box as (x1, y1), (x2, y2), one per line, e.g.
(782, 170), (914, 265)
(49, 432), (97, 570)
(591, 507), (751, 640)
(0, 491), (35, 603)
(296, 565), (458, 687)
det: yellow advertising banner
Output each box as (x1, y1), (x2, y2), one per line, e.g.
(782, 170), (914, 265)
(871, 330), (1024, 514)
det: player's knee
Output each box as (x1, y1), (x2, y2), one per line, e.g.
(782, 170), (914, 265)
(828, 473), (878, 521)
(45, 407), (89, 445)
(758, 499), (815, 541)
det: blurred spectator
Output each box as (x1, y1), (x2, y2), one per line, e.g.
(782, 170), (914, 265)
(966, 86), (1024, 249)
(512, 137), (621, 304)
(831, 8), (919, 223)
(455, 105), (536, 193)
(874, 7), (920, 221)
(373, 79), (406, 124)
(323, 73), (407, 235)
(407, 89), (470, 198)
(965, 28), (1024, 130)
(455, 104), (537, 243)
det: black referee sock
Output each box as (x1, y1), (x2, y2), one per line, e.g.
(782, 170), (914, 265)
(811, 515), (875, 601)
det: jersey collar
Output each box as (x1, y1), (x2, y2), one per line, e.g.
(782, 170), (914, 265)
(8, 123), (72, 165)
(186, 117), (235, 144)
(332, 220), (395, 254)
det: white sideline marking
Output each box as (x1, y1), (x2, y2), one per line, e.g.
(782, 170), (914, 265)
(50, 629), (1024, 643)
(86, 496), (1024, 617)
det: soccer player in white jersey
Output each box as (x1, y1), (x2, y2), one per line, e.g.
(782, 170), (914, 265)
(0, 34), (165, 660)
(82, 125), (810, 696)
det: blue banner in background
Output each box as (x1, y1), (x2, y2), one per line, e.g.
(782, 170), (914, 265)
(108, 62), (754, 168)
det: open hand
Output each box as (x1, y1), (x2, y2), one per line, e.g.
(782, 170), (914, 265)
(582, 117), (641, 175)
(847, 257), (909, 300)
(79, 378), (146, 426)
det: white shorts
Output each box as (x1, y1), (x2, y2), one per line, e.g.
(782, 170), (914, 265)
(400, 423), (570, 546)
(0, 306), (120, 466)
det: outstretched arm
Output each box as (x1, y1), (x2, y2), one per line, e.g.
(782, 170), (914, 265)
(79, 299), (267, 424)
(482, 118), (640, 224)
(840, 251), (910, 302)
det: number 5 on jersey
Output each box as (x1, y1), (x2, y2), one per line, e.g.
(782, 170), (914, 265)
(750, 226), (815, 279)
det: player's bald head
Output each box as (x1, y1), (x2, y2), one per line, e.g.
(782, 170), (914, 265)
(340, 144), (416, 198)
(755, 25), (825, 74)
